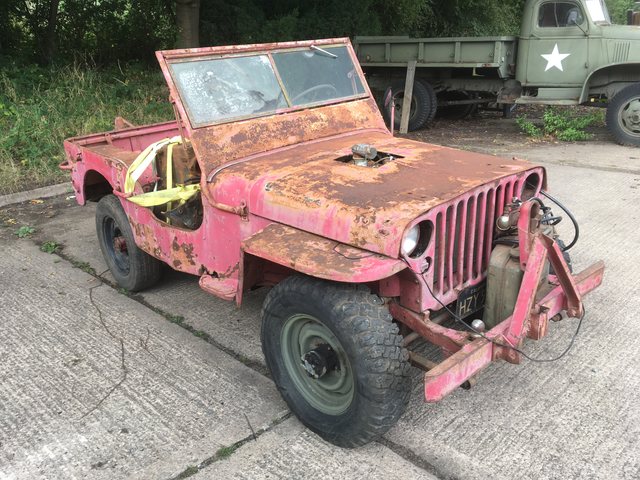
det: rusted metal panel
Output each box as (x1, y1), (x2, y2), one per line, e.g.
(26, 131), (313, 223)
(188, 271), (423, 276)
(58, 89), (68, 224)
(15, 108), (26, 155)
(243, 223), (407, 283)
(193, 98), (387, 172)
(211, 130), (542, 261)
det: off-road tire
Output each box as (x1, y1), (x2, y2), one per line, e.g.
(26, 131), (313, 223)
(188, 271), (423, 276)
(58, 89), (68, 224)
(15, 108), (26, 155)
(384, 79), (437, 131)
(261, 276), (411, 448)
(606, 83), (640, 146)
(95, 195), (161, 292)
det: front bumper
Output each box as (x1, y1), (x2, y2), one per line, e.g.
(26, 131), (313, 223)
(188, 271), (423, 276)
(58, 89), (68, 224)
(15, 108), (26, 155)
(390, 230), (605, 403)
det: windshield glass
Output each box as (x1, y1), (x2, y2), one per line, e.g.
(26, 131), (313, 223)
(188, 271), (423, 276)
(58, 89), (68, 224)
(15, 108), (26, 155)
(272, 46), (365, 106)
(169, 55), (287, 127)
(168, 44), (367, 127)
(585, 0), (611, 23)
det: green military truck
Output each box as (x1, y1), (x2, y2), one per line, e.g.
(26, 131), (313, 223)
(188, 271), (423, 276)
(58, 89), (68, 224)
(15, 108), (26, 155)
(355, 0), (640, 146)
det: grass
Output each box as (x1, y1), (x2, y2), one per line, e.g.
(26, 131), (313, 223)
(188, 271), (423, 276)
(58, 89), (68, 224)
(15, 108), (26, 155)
(0, 59), (173, 195)
(517, 107), (605, 142)
(40, 240), (61, 253)
(70, 259), (96, 275)
(15, 225), (35, 237)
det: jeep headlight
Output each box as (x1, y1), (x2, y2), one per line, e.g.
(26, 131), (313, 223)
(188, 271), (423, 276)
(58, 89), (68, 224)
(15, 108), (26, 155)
(401, 225), (420, 257)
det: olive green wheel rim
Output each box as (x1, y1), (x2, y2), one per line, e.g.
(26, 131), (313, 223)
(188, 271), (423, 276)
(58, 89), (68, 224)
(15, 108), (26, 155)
(280, 314), (355, 415)
(619, 97), (640, 138)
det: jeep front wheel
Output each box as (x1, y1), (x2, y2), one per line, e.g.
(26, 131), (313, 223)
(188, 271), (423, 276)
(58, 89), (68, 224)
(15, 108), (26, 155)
(606, 83), (640, 146)
(261, 276), (411, 448)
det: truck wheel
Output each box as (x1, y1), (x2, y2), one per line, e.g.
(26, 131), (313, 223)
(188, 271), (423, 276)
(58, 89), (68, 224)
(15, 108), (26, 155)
(384, 79), (436, 131)
(606, 83), (640, 146)
(95, 195), (161, 292)
(261, 276), (411, 447)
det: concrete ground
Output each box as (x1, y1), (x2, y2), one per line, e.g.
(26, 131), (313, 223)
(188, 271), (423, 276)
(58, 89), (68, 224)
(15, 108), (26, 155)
(1, 133), (639, 479)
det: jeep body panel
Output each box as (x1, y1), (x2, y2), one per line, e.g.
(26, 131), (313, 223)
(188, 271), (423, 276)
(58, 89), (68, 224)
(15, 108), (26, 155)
(211, 130), (542, 259)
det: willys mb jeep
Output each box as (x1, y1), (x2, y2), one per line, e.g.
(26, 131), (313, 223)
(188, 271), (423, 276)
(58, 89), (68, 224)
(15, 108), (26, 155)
(62, 39), (604, 447)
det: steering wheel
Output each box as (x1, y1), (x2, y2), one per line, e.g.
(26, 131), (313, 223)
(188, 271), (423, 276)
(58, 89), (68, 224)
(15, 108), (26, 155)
(291, 84), (338, 104)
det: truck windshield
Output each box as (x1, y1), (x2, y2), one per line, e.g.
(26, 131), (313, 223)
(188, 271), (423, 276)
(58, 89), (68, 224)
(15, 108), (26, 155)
(168, 45), (366, 127)
(585, 0), (611, 24)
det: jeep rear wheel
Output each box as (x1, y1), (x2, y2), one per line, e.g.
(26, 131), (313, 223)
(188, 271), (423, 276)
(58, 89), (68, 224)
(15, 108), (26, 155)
(606, 83), (640, 146)
(261, 276), (411, 448)
(96, 195), (161, 292)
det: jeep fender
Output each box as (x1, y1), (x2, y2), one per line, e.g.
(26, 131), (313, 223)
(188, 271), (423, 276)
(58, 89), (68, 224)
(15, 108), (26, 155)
(241, 223), (407, 285)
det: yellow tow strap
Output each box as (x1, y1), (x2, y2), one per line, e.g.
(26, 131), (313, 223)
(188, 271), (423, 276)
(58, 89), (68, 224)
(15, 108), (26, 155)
(124, 136), (200, 209)
(125, 184), (201, 207)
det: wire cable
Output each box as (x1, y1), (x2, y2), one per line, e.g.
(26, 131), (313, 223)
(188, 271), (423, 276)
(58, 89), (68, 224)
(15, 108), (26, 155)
(540, 190), (580, 251)
(424, 281), (585, 363)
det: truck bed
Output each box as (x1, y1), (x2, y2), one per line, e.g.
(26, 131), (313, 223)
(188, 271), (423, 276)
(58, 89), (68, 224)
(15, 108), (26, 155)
(355, 35), (517, 78)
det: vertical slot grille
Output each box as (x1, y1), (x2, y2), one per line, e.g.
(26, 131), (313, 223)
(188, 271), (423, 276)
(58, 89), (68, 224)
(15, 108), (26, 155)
(432, 179), (517, 294)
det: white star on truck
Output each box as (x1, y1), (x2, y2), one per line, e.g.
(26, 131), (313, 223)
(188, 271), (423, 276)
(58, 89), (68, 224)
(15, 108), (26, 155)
(541, 44), (571, 72)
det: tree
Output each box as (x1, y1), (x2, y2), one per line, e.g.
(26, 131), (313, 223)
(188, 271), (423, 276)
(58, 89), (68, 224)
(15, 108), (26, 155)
(42, 0), (61, 64)
(176, 0), (200, 48)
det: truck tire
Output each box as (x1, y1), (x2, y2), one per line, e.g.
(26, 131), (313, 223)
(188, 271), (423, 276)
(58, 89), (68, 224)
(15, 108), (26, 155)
(95, 195), (161, 292)
(261, 276), (411, 448)
(384, 79), (436, 131)
(606, 83), (640, 146)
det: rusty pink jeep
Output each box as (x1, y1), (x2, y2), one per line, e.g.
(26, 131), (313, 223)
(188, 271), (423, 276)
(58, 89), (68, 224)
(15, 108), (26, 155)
(62, 38), (604, 447)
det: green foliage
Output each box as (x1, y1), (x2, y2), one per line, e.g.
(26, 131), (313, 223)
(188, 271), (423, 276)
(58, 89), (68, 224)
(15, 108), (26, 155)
(1, 0), (175, 64)
(607, 0), (637, 23)
(516, 116), (543, 138)
(40, 241), (61, 253)
(1, 0), (637, 66)
(419, 0), (526, 37)
(15, 226), (35, 238)
(70, 260), (97, 275)
(215, 444), (239, 459)
(199, 0), (426, 45)
(517, 108), (604, 141)
(0, 60), (172, 193)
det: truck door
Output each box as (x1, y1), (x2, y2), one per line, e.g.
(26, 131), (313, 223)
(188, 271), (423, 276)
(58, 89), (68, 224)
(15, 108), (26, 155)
(524, 0), (589, 90)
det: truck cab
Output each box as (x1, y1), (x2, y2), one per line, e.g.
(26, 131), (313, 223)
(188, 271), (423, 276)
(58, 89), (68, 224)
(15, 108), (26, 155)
(516, 0), (640, 103)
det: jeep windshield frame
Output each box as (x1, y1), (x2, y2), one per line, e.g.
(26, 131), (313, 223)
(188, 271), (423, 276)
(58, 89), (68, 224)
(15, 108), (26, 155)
(156, 39), (369, 130)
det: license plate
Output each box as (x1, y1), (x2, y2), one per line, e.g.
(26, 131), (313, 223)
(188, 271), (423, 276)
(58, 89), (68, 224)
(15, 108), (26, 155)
(456, 283), (486, 319)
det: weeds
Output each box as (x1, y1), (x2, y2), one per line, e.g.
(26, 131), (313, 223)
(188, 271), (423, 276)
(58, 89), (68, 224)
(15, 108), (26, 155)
(0, 60), (173, 194)
(15, 225), (35, 237)
(215, 445), (239, 459)
(166, 314), (185, 325)
(71, 260), (96, 275)
(40, 240), (61, 253)
(517, 107), (604, 142)
(516, 116), (542, 138)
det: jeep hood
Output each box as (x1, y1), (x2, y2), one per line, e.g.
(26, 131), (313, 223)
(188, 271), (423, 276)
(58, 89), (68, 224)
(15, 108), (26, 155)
(209, 131), (543, 258)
